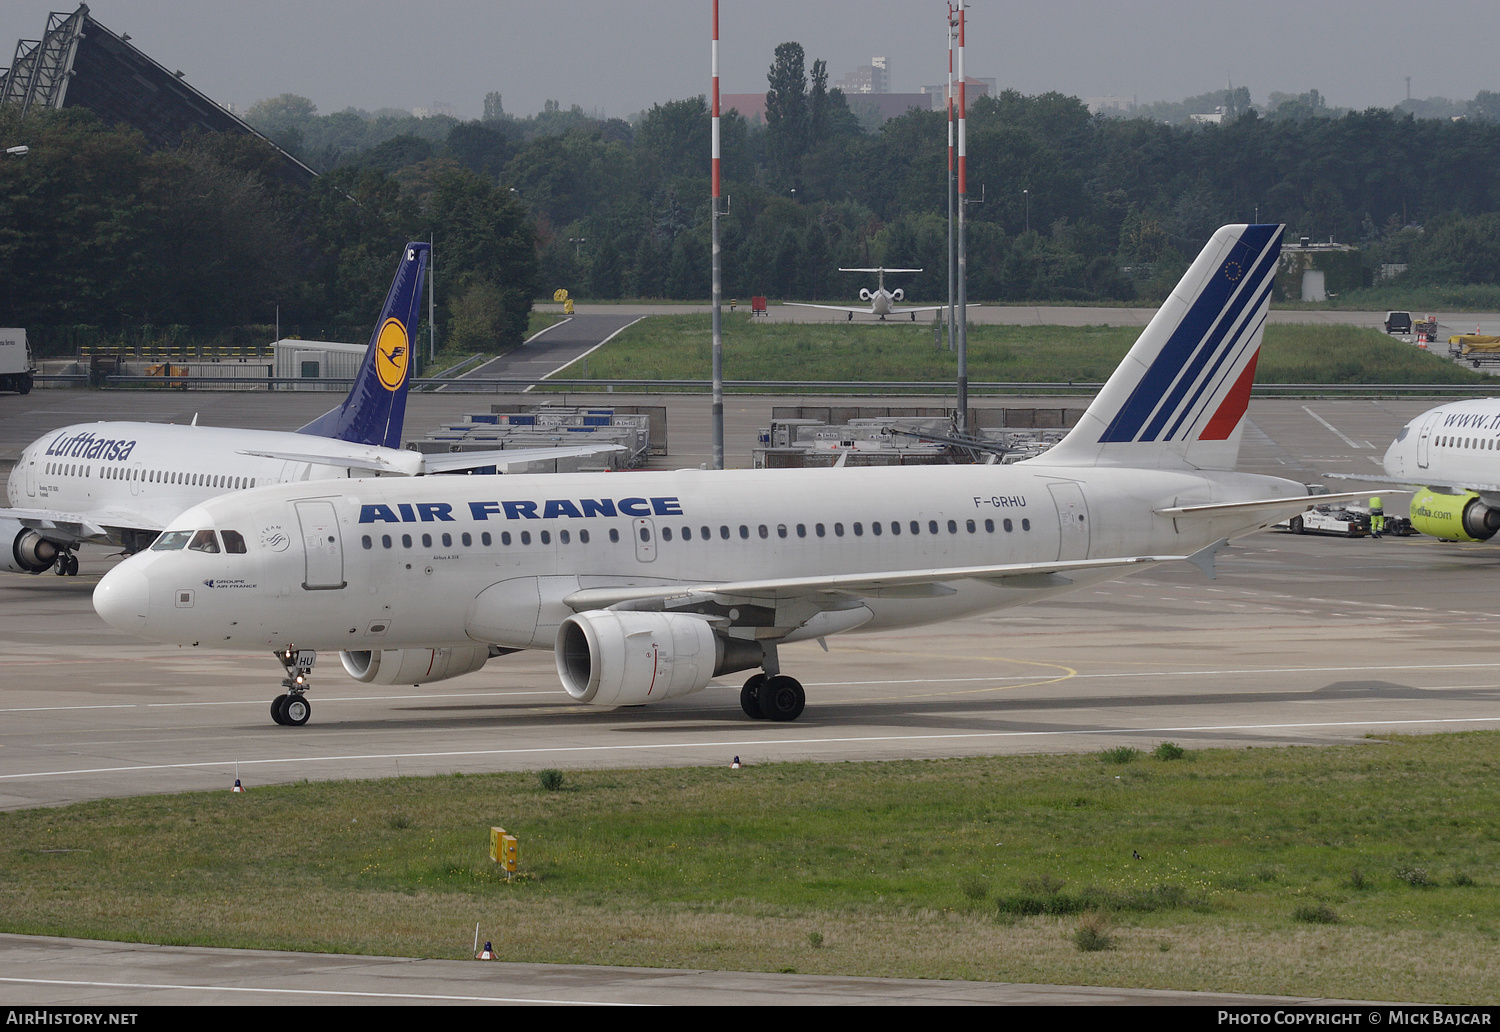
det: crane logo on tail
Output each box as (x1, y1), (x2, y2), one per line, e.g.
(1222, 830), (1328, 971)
(375, 318), (410, 391)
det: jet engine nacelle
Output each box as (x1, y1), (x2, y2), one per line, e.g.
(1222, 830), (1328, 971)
(555, 610), (762, 709)
(340, 645), (490, 685)
(2, 517), (59, 574)
(858, 288), (872, 302)
(891, 288), (905, 302)
(1409, 488), (1500, 542)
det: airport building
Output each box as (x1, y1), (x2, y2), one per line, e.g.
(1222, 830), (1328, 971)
(0, 3), (315, 187)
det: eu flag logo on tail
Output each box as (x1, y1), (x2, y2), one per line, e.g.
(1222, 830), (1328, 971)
(375, 318), (410, 391)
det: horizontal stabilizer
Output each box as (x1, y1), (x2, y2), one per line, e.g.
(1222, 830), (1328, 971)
(1154, 490), (1398, 521)
(420, 444), (627, 474)
(237, 448), (424, 476)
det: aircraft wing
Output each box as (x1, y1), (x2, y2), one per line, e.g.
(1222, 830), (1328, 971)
(781, 303), (872, 315)
(420, 444), (627, 475)
(1325, 471), (1500, 493)
(5, 506), (163, 545)
(237, 447), (424, 476)
(891, 304), (982, 314)
(561, 549), (1205, 613)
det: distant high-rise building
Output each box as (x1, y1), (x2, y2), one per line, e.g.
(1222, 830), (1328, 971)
(413, 101), (455, 119)
(837, 56), (890, 95)
(1085, 96), (1136, 116)
(920, 78), (996, 111)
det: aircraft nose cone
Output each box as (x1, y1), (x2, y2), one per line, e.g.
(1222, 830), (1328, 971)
(94, 563), (150, 634)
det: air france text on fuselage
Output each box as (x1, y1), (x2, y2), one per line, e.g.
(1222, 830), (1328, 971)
(358, 497), (686, 524)
(43, 431), (137, 462)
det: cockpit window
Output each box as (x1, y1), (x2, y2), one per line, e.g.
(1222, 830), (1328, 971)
(222, 530), (248, 554)
(188, 529), (220, 553)
(151, 530), (193, 551)
(1396, 426), (1410, 442)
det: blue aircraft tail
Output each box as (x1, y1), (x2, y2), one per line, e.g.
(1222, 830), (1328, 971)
(296, 242), (430, 449)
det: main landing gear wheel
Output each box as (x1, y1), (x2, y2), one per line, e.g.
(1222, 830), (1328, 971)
(53, 554), (77, 576)
(281, 695), (311, 726)
(740, 674), (768, 719)
(756, 675), (806, 722)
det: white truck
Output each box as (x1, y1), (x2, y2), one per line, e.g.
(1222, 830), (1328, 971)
(0, 328), (34, 394)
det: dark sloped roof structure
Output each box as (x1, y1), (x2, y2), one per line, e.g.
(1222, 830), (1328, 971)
(0, 4), (316, 186)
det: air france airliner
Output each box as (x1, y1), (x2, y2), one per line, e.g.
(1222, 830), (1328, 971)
(95, 225), (1350, 727)
(4, 243), (616, 577)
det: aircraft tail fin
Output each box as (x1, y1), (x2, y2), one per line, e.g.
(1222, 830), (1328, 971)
(1035, 224), (1282, 471)
(296, 242), (430, 449)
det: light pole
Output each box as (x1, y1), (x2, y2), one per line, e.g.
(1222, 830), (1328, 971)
(1023, 189), (1029, 234)
(568, 236), (587, 257)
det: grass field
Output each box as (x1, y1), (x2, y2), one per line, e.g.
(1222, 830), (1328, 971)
(2, 733), (1496, 1002)
(542, 316), (1489, 388)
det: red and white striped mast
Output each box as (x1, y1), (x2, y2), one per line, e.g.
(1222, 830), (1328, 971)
(710, 0), (724, 469)
(946, 3), (956, 356)
(955, 0), (968, 434)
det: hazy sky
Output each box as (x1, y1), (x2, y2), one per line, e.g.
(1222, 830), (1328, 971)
(3, 1), (1497, 121)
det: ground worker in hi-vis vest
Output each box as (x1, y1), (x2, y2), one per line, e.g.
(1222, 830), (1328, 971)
(1370, 496), (1384, 538)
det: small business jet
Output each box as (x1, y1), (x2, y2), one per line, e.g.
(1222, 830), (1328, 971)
(1334, 400), (1500, 541)
(95, 225), (1359, 727)
(4, 243), (617, 576)
(783, 268), (969, 321)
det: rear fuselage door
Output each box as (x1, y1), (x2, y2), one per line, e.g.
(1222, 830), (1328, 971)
(295, 499), (346, 590)
(1048, 481), (1091, 561)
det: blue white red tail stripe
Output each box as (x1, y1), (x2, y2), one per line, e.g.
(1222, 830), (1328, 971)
(1100, 224), (1280, 443)
(1034, 224), (1284, 472)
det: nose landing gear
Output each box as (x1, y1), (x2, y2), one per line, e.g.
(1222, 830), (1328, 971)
(270, 647), (315, 726)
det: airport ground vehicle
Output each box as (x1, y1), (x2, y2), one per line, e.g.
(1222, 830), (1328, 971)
(1279, 504), (1412, 537)
(1384, 311), (1412, 335)
(0, 328), (33, 394)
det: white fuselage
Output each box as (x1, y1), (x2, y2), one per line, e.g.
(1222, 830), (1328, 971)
(1383, 399), (1500, 487)
(98, 462), (1303, 653)
(6, 421), (411, 544)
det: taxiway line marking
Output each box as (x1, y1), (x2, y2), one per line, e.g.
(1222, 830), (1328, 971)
(1302, 406), (1367, 449)
(2, 662), (1497, 717)
(4, 717), (1498, 781)
(0, 975), (629, 1005)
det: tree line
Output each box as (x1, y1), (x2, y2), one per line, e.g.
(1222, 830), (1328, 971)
(6, 41), (1500, 357)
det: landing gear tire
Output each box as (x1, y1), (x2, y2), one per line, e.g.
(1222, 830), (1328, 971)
(66, 554), (78, 576)
(740, 674), (768, 719)
(282, 695), (311, 726)
(756, 675), (805, 722)
(271, 694), (290, 725)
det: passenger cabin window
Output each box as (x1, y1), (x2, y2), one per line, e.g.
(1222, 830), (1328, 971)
(188, 530), (220, 553)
